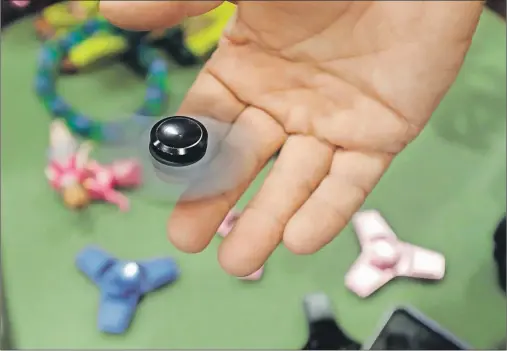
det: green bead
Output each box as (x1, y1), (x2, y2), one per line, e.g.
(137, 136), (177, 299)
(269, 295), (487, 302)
(37, 38), (169, 143)
(142, 103), (157, 115)
(159, 80), (169, 92)
(149, 75), (167, 88)
(41, 98), (53, 110)
(72, 30), (86, 44)
(88, 125), (103, 141)
(38, 90), (57, 100)
(61, 110), (74, 119)
(47, 44), (62, 58)
(97, 19), (113, 32)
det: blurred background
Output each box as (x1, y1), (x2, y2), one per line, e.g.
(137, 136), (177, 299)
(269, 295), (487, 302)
(1, 1), (506, 349)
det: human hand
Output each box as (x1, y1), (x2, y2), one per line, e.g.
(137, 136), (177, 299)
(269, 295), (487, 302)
(101, 1), (483, 277)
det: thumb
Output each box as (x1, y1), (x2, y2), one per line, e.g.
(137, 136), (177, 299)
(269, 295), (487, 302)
(100, 1), (226, 31)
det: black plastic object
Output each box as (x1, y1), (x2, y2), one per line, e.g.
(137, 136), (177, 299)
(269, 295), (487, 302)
(121, 28), (199, 77)
(149, 116), (208, 167)
(301, 293), (360, 350)
(363, 307), (470, 350)
(119, 31), (152, 77)
(493, 216), (506, 293)
(151, 28), (200, 67)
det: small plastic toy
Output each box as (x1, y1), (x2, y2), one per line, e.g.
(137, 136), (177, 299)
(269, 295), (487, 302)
(34, 1), (100, 40)
(34, 1), (198, 75)
(46, 120), (142, 210)
(34, 1), (134, 74)
(301, 292), (360, 350)
(83, 159), (142, 212)
(345, 210), (446, 298)
(122, 28), (198, 78)
(182, 2), (236, 58)
(217, 209), (264, 280)
(35, 18), (168, 142)
(121, 1), (235, 75)
(76, 246), (179, 334)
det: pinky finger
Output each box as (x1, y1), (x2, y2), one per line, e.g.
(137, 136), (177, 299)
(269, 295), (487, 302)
(282, 149), (393, 254)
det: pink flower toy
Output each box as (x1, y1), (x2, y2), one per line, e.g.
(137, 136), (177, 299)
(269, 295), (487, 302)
(217, 209), (265, 281)
(84, 159), (142, 212)
(45, 120), (95, 210)
(45, 120), (142, 211)
(345, 210), (446, 298)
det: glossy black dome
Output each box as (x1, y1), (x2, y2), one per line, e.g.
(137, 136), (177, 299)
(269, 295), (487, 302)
(149, 116), (208, 167)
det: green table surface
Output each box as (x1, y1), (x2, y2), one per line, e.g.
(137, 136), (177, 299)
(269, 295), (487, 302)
(1, 12), (506, 349)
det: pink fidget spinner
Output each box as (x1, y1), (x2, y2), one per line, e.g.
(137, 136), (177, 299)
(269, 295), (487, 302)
(345, 210), (446, 298)
(217, 209), (264, 281)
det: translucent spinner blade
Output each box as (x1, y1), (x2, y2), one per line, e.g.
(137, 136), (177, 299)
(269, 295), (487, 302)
(94, 115), (253, 205)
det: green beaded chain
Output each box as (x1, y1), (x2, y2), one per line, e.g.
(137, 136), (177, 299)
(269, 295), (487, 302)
(35, 17), (169, 143)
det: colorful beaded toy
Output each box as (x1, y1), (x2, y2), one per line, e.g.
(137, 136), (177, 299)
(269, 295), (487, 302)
(35, 17), (169, 143)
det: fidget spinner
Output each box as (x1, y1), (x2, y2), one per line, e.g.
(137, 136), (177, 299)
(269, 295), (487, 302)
(345, 210), (446, 298)
(96, 115), (253, 204)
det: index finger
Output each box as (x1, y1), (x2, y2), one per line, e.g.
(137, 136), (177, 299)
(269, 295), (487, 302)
(100, 1), (226, 30)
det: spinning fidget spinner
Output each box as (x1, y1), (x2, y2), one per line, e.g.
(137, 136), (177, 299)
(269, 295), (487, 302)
(345, 210), (446, 298)
(96, 115), (253, 204)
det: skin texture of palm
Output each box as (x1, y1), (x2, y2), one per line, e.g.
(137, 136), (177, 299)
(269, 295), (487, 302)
(101, 1), (485, 277)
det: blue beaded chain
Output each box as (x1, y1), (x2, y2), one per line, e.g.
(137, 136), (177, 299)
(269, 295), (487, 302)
(35, 17), (169, 143)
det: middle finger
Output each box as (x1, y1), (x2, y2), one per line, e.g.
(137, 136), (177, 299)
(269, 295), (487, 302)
(218, 135), (334, 276)
(168, 107), (286, 254)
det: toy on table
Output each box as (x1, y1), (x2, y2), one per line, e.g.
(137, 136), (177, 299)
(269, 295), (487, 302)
(98, 114), (255, 205)
(345, 210), (446, 298)
(182, 2), (236, 58)
(122, 1), (235, 75)
(34, 1), (199, 75)
(34, 1), (99, 40)
(35, 16), (168, 142)
(76, 246), (179, 334)
(121, 1), (236, 75)
(301, 292), (360, 350)
(33, 1), (153, 74)
(217, 209), (264, 280)
(120, 28), (198, 78)
(46, 120), (142, 211)
(34, 1), (127, 74)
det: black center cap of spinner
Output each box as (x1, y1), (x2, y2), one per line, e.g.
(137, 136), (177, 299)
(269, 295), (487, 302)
(149, 116), (208, 167)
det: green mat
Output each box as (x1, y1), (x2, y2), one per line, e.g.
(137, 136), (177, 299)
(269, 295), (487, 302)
(1, 11), (506, 349)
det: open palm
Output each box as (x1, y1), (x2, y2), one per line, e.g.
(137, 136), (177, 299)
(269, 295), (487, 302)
(101, 1), (483, 276)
